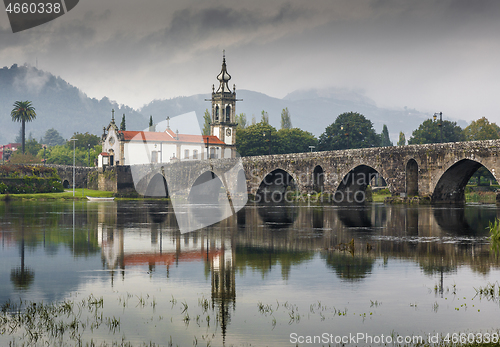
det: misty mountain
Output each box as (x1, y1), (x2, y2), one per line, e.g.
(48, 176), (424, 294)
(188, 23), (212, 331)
(140, 88), (449, 142)
(0, 64), (467, 145)
(0, 64), (147, 144)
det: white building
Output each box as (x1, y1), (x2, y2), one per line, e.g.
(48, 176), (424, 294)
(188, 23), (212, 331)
(99, 54), (239, 167)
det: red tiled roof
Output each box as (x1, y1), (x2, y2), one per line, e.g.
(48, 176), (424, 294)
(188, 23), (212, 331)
(0, 143), (21, 150)
(119, 131), (224, 145)
(122, 250), (221, 266)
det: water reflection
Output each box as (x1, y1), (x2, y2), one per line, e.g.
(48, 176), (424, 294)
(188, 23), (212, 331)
(10, 216), (34, 290)
(1, 202), (498, 284)
(257, 202), (298, 228)
(1, 201), (500, 345)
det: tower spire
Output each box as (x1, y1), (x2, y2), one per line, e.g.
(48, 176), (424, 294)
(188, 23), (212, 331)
(216, 51), (231, 93)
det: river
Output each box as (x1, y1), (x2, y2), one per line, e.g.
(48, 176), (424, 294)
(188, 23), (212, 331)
(1, 201), (499, 346)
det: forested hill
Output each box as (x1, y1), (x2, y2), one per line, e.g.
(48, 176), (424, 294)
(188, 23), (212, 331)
(0, 64), (467, 145)
(0, 64), (147, 143)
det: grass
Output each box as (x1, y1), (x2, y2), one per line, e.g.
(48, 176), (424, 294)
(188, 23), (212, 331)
(2, 293), (499, 347)
(466, 191), (497, 204)
(487, 218), (500, 253)
(0, 188), (114, 201)
(371, 188), (391, 202)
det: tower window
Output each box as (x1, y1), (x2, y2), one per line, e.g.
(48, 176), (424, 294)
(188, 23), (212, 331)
(226, 105), (231, 122)
(215, 106), (219, 121)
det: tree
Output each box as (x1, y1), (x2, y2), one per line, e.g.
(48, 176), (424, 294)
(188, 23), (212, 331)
(463, 117), (500, 141)
(69, 132), (100, 150)
(471, 165), (496, 186)
(202, 109), (211, 135)
(408, 118), (464, 144)
(318, 112), (381, 150)
(280, 108), (292, 129)
(235, 113), (247, 129)
(40, 144), (102, 166)
(276, 128), (317, 154)
(261, 110), (269, 124)
(380, 124), (393, 147)
(149, 115), (154, 131)
(43, 128), (66, 146)
(236, 122), (277, 156)
(397, 131), (406, 146)
(120, 114), (126, 131)
(251, 115), (256, 125)
(25, 138), (42, 156)
(11, 101), (37, 154)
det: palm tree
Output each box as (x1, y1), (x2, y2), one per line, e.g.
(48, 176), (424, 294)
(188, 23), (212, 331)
(11, 101), (37, 154)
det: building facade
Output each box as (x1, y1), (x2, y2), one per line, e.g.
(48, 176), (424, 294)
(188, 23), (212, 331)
(99, 54), (239, 167)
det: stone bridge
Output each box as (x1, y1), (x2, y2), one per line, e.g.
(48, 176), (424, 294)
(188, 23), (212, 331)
(97, 140), (500, 204)
(42, 164), (97, 189)
(243, 140), (500, 203)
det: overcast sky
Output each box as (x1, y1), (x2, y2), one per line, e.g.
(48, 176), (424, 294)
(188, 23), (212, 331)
(1, 0), (499, 123)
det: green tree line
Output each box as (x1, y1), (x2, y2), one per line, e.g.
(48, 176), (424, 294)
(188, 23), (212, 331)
(9, 128), (102, 166)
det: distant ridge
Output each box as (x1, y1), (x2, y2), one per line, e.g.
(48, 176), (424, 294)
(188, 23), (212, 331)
(0, 64), (147, 143)
(0, 64), (466, 144)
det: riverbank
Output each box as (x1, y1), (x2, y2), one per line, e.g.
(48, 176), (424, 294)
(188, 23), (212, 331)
(3, 188), (498, 204)
(0, 188), (114, 201)
(372, 189), (498, 204)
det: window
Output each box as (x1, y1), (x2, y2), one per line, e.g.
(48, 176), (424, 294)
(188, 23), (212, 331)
(151, 151), (158, 163)
(215, 106), (219, 120)
(184, 149), (189, 159)
(210, 147), (215, 159)
(226, 105), (231, 122)
(193, 150), (198, 159)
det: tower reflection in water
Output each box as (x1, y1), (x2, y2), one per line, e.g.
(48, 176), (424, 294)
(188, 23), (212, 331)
(97, 201), (236, 339)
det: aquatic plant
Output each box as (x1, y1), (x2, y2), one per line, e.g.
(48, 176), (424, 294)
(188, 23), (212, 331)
(474, 282), (500, 302)
(0, 295), (115, 345)
(487, 218), (500, 253)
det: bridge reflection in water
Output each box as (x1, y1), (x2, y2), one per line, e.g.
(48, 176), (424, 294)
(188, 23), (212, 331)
(93, 201), (500, 336)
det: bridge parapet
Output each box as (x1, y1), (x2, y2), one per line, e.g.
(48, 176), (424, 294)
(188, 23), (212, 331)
(91, 139), (500, 204)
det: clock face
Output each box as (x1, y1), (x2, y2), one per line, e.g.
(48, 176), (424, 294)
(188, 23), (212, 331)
(109, 136), (115, 145)
(226, 128), (231, 137)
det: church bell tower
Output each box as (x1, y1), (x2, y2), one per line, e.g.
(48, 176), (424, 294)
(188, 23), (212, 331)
(209, 52), (239, 157)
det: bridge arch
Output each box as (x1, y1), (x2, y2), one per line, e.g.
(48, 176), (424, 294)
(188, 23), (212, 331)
(256, 168), (297, 203)
(431, 159), (498, 203)
(188, 171), (225, 204)
(336, 164), (388, 203)
(236, 168), (247, 194)
(406, 159), (419, 197)
(312, 165), (324, 193)
(144, 173), (169, 197)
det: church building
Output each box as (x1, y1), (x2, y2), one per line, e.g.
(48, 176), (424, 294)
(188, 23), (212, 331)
(99, 54), (239, 167)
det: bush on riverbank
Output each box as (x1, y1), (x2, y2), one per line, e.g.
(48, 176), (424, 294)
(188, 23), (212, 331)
(0, 164), (63, 194)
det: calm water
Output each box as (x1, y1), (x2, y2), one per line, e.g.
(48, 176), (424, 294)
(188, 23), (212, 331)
(1, 200), (499, 346)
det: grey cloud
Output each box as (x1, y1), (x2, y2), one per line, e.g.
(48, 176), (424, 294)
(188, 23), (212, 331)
(161, 3), (309, 45)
